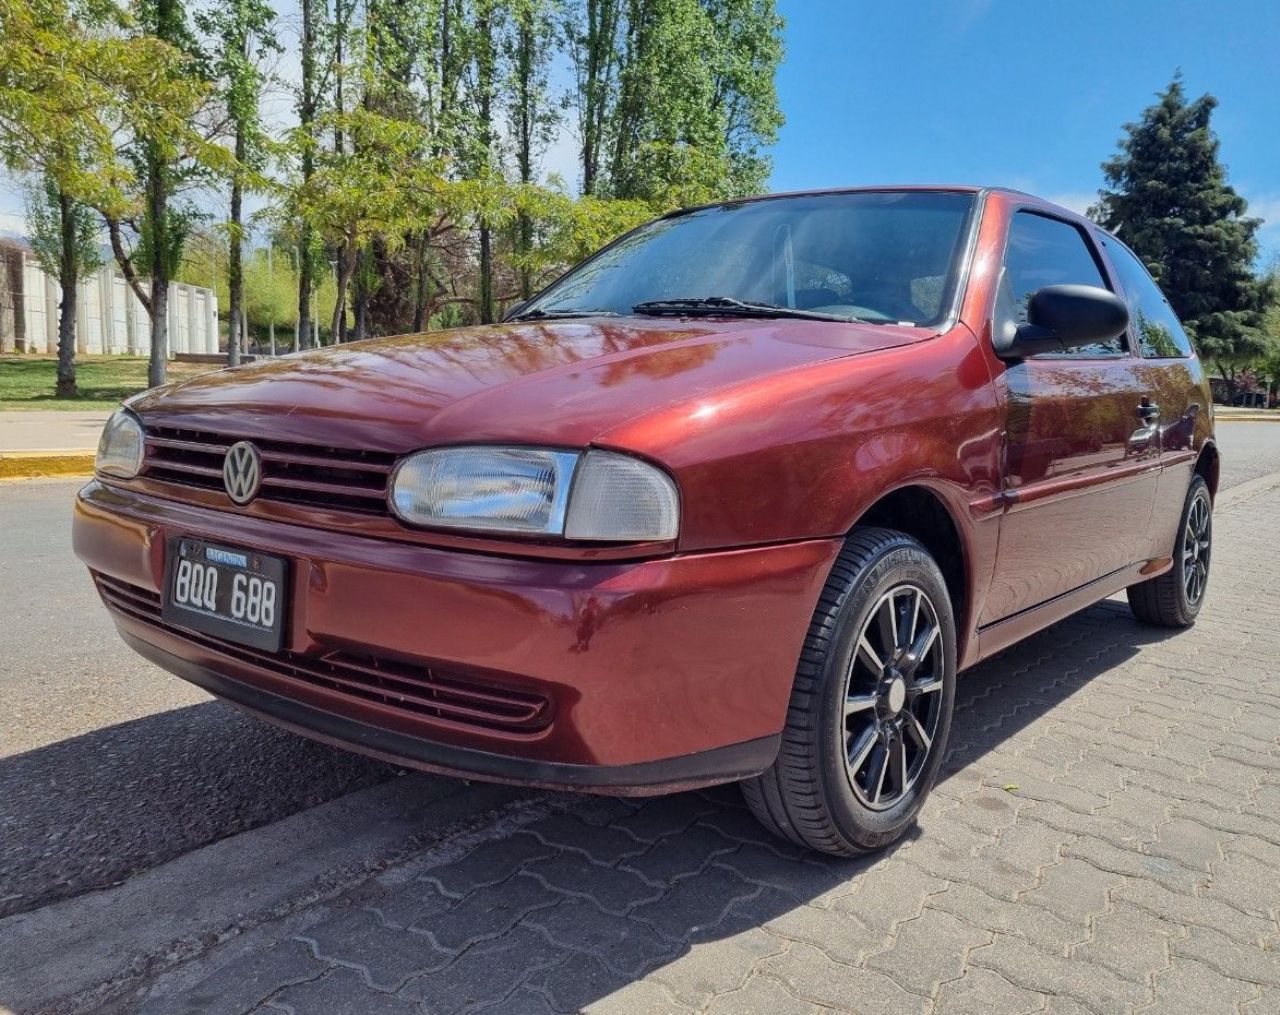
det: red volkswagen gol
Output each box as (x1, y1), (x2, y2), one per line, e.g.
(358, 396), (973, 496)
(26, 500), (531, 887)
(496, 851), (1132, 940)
(75, 187), (1217, 855)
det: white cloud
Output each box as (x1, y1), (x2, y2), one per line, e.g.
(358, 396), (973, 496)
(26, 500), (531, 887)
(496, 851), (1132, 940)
(1043, 191), (1098, 216)
(1245, 193), (1280, 227)
(1238, 192), (1280, 263)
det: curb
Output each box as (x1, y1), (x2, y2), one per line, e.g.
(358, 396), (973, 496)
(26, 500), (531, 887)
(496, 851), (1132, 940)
(0, 449), (96, 480)
(1215, 414), (1280, 423)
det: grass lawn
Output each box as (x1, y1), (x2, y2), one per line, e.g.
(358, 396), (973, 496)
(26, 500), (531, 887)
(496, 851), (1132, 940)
(0, 355), (215, 411)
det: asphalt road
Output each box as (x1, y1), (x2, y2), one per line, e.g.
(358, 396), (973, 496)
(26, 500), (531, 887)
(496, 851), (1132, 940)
(0, 480), (409, 919)
(0, 420), (1276, 920)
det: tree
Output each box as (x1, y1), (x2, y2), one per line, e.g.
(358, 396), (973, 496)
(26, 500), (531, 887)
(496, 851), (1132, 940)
(295, 0), (320, 350)
(504, 1), (558, 300)
(24, 172), (102, 396)
(289, 107), (448, 338)
(1092, 76), (1273, 388)
(565, 0), (622, 197)
(138, 0), (204, 387)
(564, 0), (782, 205)
(1258, 268), (1280, 407)
(95, 0), (229, 388)
(198, 0), (279, 365)
(704, 0), (785, 196)
(1, 0), (215, 392)
(468, 0), (501, 324)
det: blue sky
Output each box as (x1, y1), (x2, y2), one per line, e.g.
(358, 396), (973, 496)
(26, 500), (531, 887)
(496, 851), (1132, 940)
(768, 0), (1280, 262)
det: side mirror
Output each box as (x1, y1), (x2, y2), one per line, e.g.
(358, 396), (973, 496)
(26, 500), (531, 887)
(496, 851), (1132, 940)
(994, 284), (1129, 360)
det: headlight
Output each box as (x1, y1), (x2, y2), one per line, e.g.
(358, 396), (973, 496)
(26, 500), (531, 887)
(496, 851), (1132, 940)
(390, 446), (679, 542)
(96, 410), (145, 479)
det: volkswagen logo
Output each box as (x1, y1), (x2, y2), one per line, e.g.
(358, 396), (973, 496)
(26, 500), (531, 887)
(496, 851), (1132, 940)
(223, 441), (262, 505)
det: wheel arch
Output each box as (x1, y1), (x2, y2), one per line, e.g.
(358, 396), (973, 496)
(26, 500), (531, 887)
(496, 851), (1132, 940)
(850, 484), (972, 659)
(1195, 440), (1220, 501)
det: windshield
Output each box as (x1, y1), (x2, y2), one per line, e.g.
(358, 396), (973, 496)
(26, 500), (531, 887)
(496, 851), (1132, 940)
(523, 190), (977, 327)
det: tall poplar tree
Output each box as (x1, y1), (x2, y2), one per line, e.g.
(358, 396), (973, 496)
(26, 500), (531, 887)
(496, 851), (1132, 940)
(565, 0), (622, 197)
(505, 0), (557, 300)
(1092, 77), (1272, 382)
(198, 0), (279, 365)
(296, 0), (319, 350)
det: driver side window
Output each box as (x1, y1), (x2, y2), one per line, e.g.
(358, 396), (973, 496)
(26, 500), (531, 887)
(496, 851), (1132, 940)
(1002, 212), (1125, 357)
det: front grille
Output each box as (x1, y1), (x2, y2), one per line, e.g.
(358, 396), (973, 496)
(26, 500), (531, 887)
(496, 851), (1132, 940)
(94, 573), (551, 734)
(142, 424), (397, 515)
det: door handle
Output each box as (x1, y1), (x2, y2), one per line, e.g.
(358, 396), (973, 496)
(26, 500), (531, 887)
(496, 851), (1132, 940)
(1137, 402), (1160, 423)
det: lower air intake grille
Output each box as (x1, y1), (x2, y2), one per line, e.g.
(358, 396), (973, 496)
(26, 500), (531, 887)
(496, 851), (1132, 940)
(94, 572), (551, 734)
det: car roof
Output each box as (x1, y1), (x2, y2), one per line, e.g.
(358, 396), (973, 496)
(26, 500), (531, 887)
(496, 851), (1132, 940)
(667, 185), (1098, 231)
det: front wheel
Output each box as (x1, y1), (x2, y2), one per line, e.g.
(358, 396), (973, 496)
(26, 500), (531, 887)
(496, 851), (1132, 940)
(1127, 475), (1212, 627)
(742, 528), (957, 856)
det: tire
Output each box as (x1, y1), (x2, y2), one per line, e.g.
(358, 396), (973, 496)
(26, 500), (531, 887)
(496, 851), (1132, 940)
(742, 528), (957, 856)
(1127, 475), (1212, 627)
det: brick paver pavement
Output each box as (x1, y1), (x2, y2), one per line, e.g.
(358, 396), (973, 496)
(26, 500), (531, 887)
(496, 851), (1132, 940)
(139, 485), (1280, 1015)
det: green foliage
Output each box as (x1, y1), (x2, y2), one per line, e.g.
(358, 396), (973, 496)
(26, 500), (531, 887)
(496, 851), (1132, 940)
(565, 0), (784, 205)
(196, 0), (279, 172)
(0, 0), (215, 217)
(1092, 76), (1273, 372)
(24, 172), (102, 280)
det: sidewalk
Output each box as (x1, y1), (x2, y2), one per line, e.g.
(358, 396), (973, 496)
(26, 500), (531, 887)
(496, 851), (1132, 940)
(1216, 406), (1280, 423)
(0, 411), (106, 478)
(0, 410), (110, 451)
(5, 474), (1279, 1014)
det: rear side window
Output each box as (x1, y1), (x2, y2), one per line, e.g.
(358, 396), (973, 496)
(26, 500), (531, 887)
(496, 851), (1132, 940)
(1102, 238), (1194, 358)
(1001, 212), (1124, 357)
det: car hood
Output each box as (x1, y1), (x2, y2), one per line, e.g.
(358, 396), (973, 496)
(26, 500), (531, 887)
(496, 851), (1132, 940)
(127, 316), (932, 453)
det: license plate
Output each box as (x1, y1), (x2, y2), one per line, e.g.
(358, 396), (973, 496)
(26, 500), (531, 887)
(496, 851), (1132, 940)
(161, 538), (288, 652)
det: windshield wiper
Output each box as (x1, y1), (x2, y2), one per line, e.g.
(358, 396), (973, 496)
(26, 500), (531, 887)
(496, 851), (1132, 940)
(632, 296), (861, 323)
(509, 307), (620, 322)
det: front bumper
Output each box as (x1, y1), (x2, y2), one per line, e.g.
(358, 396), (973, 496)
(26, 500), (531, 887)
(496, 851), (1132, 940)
(73, 481), (840, 793)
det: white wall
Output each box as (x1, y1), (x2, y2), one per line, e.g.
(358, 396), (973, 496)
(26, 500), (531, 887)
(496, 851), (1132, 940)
(17, 252), (218, 356)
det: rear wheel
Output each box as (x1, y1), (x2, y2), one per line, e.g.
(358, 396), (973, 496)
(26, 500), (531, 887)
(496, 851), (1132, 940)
(1127, 475), (1212, 627)
(742, 528), (956, 856)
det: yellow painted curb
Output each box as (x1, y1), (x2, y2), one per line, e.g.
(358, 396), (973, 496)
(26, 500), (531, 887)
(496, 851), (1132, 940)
(1217, 415), (1280, 423)
(0, 450), (96, 480)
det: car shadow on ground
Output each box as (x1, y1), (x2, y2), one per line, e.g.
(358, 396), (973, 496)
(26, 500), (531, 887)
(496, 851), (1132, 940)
(234, 597), (1185, 1013)
(0, 701), (405, 920)
(0, 596), (1186, 1012)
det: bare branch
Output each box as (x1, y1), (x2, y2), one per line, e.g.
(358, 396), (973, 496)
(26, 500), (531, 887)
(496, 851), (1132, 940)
(107, 218), (151, 313)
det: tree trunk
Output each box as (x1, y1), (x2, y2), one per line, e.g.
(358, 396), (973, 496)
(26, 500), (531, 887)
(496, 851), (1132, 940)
(55, 190), (78, 398)
(352, 246), (369, 341)
(143, 0), (184, 388)
(516, 11), (534, 300)
(479, 225), (494, 324)
(476, 3), (495, 324)
(411, 231), (430, 332)
(228, 122), (245, 367)
(147, 146), (168, 388)
(331, 238), (353, 343)
(297, 0), (316, 350)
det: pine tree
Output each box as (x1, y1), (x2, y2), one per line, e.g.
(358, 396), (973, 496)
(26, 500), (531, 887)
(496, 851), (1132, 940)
(1092, 76), (1272, 384)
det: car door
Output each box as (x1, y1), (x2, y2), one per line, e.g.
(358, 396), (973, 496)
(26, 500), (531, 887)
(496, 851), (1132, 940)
(1099, 234), (1208, 560)
(981, 210), (1161, 624)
